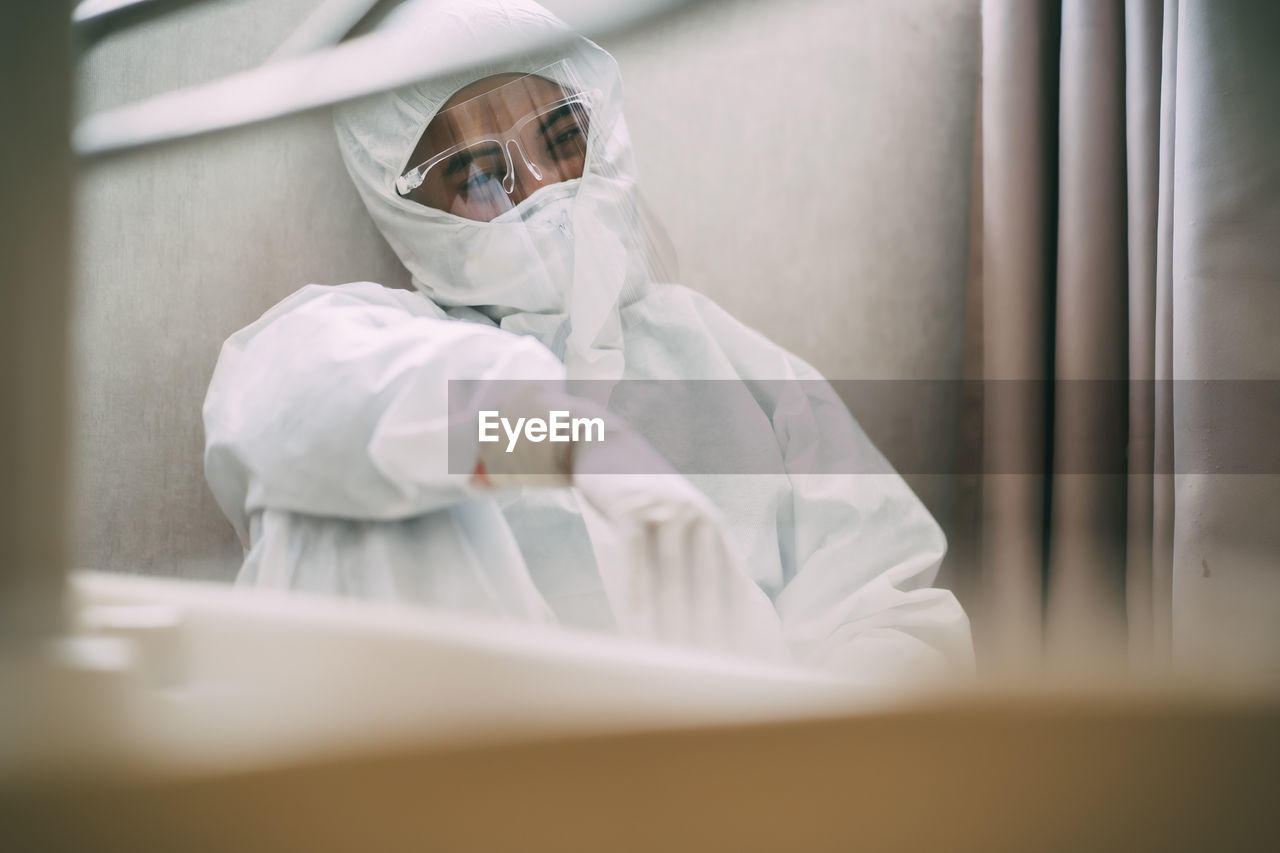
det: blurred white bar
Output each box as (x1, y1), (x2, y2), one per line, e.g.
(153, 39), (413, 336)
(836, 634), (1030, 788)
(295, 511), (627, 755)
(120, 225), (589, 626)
(0, 570), (886, 780)
(73, 0), (218, 47)
(75, 0), (703, 158)
(269, 0), (384, 61)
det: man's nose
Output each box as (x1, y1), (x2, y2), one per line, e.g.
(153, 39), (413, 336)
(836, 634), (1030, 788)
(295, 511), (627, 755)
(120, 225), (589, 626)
(504, 140), (545, 206)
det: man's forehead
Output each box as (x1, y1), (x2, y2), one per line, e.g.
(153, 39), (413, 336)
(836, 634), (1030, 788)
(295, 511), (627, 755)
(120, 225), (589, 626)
(432, 73), (569, 131)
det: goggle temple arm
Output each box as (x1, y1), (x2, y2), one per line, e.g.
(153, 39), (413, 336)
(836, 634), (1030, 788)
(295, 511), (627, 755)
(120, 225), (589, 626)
(395, 168), (425, 196)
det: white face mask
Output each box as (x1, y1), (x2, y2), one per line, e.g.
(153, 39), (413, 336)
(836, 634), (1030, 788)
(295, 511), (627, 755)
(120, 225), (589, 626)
(453, 180), (583, 316)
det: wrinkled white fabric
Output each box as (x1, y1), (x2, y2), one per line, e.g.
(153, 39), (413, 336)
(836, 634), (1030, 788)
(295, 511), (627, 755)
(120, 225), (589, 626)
(204, 282), (560, 622)
(203, 0), (974, 681)
(464, 382), (792, 661)
(570, 409), (791, 663)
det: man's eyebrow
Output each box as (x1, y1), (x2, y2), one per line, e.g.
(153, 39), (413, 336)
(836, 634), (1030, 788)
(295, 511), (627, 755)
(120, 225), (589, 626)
(536, 104), (581, 136)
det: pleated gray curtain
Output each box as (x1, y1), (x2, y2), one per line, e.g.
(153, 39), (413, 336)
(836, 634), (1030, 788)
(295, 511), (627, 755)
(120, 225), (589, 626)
(959, 0), (1280, 677)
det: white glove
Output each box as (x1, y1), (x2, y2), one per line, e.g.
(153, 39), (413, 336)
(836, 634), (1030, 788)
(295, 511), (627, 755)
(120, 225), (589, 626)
(570, 412), (790, 664)
(471, 386), (788, 663)
(470, 383), (576, 490)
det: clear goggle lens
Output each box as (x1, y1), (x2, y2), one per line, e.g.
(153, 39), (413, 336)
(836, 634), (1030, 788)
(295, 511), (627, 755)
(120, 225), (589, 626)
(396, 66), (595, 221)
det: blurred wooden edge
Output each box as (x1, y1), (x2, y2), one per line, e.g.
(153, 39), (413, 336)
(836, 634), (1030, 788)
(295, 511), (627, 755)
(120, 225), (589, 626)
(3, 690), (1278, 852)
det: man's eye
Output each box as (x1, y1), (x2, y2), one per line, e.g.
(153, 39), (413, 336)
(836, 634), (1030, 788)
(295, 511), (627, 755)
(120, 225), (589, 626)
(545, 126), (584, 157)
(461, 170), (500, 192)
(453, 156), (506, 193)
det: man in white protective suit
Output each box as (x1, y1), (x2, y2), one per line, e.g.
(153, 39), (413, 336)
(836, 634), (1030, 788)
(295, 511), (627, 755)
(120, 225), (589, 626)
(203, 0), (974, 682)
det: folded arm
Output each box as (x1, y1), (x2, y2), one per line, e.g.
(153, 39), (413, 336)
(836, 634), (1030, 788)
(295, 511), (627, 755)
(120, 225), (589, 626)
(203, 282), (566, 543)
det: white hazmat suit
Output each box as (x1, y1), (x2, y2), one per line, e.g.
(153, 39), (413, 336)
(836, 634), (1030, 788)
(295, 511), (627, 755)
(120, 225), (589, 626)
(203, 0), (973, 682)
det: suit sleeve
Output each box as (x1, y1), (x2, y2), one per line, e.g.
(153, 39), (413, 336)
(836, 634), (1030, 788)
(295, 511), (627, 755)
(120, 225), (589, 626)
(203, 282), (566, 544)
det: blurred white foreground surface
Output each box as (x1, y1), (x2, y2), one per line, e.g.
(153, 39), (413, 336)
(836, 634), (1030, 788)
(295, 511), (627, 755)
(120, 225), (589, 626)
(3, 574), (1278, 853)
(1, 569), (892, 781)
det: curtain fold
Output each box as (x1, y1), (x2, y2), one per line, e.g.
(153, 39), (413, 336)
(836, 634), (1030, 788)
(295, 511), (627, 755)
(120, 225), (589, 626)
(961, 0), (1280, 677)
(1150, 0), (1179, 669)
(1043, 0), (1130, 667)
(1121, 0), (1165, 670)
(972, 0), (1059, 673)
(1167, 1), (1280, 677)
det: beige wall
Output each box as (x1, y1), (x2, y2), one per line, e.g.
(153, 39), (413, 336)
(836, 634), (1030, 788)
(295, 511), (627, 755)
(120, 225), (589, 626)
(73, 0), (412, 580)
(72, 0), (980, 580)
(600, 0), (979, 380)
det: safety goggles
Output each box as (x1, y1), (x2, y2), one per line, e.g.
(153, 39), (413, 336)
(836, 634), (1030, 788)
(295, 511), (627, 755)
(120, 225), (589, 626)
(395, 62), (595, 221)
